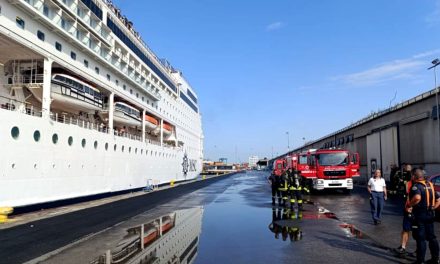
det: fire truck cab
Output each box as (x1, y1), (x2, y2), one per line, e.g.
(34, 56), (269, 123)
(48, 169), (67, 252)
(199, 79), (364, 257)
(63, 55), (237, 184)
(272, 158), (287, 176)
(296, 149), (360, 192)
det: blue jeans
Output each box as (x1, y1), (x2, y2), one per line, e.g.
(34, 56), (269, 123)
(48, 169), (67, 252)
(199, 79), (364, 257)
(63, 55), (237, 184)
(370, 191), (384, 222)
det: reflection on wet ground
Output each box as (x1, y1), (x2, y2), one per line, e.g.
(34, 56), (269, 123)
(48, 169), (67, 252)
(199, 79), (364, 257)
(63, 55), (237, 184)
(34, 171), (408, 264)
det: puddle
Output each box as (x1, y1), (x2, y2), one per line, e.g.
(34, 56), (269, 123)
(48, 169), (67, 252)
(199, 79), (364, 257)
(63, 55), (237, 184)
(339, 223), (364, 239)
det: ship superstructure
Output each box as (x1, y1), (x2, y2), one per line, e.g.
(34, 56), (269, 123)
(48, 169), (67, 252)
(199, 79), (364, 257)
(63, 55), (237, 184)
(0, 0), (203, 207)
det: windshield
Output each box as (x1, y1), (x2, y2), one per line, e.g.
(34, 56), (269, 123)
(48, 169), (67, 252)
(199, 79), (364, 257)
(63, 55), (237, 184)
(317, 153), (348, 166)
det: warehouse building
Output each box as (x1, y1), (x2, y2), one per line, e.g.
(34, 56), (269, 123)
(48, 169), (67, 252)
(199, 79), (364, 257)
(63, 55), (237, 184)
(272, 88), (440, 183)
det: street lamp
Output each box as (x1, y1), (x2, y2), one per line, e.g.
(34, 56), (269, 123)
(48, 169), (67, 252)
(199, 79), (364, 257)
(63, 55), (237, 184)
(286, 131), (290, 152)
(428, 59), (440, 159)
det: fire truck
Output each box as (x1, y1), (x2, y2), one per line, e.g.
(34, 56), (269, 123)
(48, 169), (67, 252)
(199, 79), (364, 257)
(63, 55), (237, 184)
(272, 158), (287, 176)
(289, 149), (360, 192)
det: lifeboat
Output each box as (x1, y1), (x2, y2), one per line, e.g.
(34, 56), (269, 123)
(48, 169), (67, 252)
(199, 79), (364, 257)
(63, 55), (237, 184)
(100, 102), (142, 127)
(30, 74), (103, 113)
(143, 226), (159, 246)
(152, 122), (173, 136)
(144, 114), (158, 130)
(162, 123), (172, 136)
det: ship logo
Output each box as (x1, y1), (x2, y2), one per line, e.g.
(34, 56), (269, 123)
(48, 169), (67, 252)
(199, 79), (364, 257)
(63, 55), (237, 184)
(182, 153), (189, 175)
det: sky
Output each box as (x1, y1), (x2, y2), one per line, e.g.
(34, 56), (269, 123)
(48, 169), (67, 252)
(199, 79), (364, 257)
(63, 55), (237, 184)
(113, 0), (440, 163)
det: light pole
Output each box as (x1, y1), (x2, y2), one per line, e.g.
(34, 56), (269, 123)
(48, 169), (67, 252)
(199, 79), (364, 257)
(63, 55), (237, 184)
(428, 59), (440, 160)
(286, 131), (290, 152)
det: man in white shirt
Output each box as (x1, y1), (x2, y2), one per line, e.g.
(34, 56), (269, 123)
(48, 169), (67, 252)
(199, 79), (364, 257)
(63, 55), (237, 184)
(368, 169), (388, 225)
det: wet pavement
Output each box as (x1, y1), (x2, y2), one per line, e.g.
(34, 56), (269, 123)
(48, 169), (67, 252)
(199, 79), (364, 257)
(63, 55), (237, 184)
(2, 171), (439, 263)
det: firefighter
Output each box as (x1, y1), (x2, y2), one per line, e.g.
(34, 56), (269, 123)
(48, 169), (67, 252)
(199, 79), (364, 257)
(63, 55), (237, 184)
(288, 169), (310, 210)
(396, 164), (412, 197)
(267, 172), (281, 205)
(268, 207), (282, 239)
(278, 169), (289, 207)
(407, 168), (440, 264)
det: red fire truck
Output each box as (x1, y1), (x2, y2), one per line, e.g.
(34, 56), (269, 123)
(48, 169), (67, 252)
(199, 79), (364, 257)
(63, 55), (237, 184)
(272, 158), (287, 176)
(289, 149), (360, 192)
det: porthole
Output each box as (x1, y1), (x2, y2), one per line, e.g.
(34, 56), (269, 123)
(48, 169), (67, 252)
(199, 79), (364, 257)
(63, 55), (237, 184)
(68, 136), (73, 146)
(34, 163), (38, 169)
(11, 163), (16, 169)
(52, 164), (56, 169)
(81, 139), (86, 148)
(105, 142), (109, 150)
(94, 141), (98, 149)
(11, 126), (19, 139)
(33, 130), (41, 142)
(114, 144), (117, 151)
(52, 133), (58, 144)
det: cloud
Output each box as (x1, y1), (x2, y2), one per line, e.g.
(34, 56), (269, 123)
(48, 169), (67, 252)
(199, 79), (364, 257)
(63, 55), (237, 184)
(266, 22), (285, 31)
(332, 49), (440, 87)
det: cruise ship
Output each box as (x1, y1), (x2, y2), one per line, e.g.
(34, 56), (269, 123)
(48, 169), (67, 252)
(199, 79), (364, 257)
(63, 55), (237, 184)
(0, 0), (204, 208)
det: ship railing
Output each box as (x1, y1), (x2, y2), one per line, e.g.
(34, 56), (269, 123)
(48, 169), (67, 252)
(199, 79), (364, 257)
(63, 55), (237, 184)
(50, 112), (109, 134)
(5, 74), (44, 86)
(0, 96), (43, 117)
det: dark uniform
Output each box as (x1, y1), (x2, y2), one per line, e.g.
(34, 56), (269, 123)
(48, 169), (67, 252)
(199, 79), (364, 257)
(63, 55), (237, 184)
(268, 207), (282, 239)
(268, 174), (281, 205)
(396, 169), (412, 196)
(287, 170), (310, 210)
(278, 171), (289, 207)
(409, 180), (440, 263)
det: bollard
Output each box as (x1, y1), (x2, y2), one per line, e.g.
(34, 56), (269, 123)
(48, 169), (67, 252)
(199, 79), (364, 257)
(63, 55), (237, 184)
(170, 180), (175, 187)
(0, 207), (13, 223)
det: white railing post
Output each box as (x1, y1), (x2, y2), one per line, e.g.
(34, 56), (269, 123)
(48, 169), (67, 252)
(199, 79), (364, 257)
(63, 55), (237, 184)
(142, 109), (146, 143)
(140, 224), (144, 250)
(41, 58), (52, 119)
(108, 92), (114, 134)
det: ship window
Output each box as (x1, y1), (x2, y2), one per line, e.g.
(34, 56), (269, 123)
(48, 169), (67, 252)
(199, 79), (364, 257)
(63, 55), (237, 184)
(95, 67), (100, 74)
(43, 4), (49, 17)
(107, 74), (110, 81)
(136, 93), (139, 98)
(84, 60), (89, 68)
(135, 148), (138, 154)
(114, 144), (117, 151)
(116, 80), (119, 86)
(16, 17), (25, 29)
(55, 42), (62, 51)
(142, 96), (144, 102)
(11, 126), (19, 139)
(105, 142), (108, 150)
(68, 136), (73, 146)
(122, 146), (125, 152)
(129, 147), (131, 153)
(81, 139), (86, 148)
(123, 84), (126, 90)
(130, 89), (133, 94)
(71, 52), (76, 60)
(37, 30), (45, 41)
(52, 134), (58, 144)
(33, 130), (41, 142)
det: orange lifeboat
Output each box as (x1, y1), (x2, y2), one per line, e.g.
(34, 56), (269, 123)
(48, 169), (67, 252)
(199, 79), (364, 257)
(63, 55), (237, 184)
(144, 114), (159, 130)
(162, 123), (172, 136)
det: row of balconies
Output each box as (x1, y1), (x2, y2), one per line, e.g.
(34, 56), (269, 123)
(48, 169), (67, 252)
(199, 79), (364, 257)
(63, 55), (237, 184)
(20, 0), (162, 100)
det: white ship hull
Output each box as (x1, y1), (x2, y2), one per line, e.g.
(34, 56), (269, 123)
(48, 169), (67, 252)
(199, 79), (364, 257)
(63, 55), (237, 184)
(0, 109), (201, 207)
(0, 0), (204, 208)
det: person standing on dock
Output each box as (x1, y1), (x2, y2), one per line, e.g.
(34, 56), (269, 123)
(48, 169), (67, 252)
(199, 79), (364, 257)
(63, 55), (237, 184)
(407, 169), (440, 264)
(268, 172), (282, 205)
(367, 169), (387, 225)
